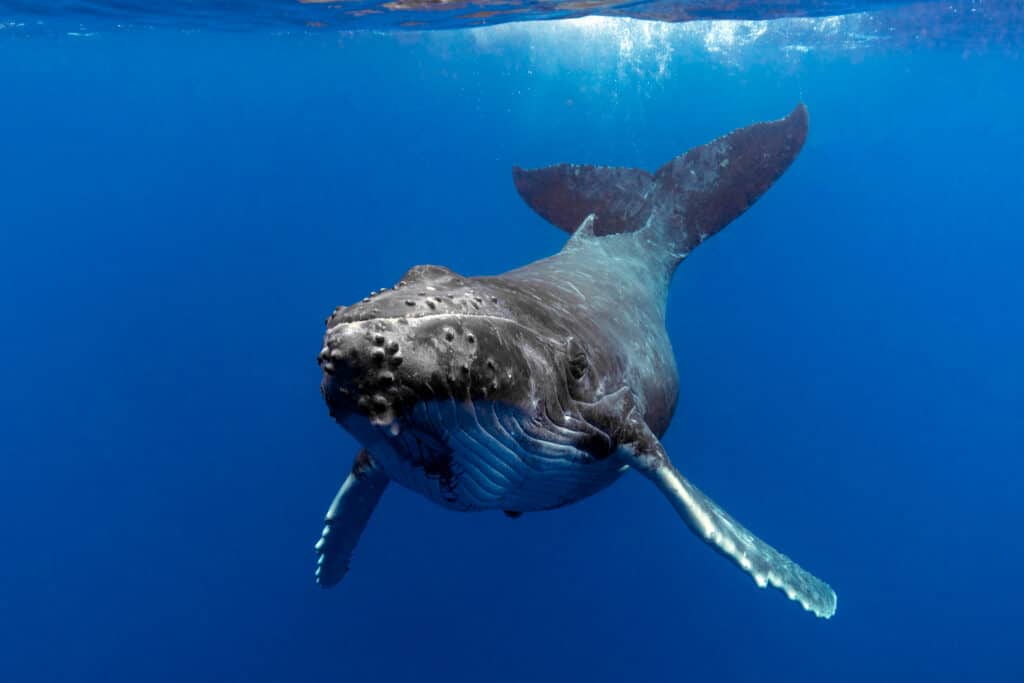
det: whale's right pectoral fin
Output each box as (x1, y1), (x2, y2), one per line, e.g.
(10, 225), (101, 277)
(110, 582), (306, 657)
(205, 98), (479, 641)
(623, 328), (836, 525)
(619, 421), (837, 619)
(314, 450), (389, 588)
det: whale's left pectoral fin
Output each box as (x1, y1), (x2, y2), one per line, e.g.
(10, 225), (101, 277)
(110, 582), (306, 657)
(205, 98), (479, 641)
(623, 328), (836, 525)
(314, 450), (389, 588)
(619, 423), (837, 619)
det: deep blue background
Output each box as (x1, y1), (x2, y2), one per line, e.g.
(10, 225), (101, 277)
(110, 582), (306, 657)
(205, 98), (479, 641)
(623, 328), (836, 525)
(1, 24), (1021, 683)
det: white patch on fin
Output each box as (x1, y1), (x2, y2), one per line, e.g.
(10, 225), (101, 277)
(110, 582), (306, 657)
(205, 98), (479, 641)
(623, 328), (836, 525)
(315, 452), (390, 588)
(620, 440), (837, 619)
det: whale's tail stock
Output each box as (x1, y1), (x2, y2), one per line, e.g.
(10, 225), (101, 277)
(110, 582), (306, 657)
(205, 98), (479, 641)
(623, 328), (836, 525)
(513, 103), (809, 263)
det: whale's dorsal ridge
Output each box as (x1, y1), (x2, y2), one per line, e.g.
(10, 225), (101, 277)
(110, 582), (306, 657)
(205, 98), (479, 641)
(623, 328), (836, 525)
(514, 103), (808, 263)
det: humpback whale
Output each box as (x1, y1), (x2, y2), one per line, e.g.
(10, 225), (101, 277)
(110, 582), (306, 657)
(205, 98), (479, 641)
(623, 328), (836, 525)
(314, 104), (837, 619)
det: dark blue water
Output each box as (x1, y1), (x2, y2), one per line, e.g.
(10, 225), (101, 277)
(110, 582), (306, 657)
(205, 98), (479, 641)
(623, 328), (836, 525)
(1, 11), (1022, 683)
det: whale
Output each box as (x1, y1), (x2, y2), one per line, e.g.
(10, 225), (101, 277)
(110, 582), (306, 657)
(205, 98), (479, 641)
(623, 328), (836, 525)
(313, 103), (837, 619)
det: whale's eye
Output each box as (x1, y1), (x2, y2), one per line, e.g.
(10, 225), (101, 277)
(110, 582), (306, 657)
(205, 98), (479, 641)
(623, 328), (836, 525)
(570, 354), (588, 381)
(567, 339), (589, 381)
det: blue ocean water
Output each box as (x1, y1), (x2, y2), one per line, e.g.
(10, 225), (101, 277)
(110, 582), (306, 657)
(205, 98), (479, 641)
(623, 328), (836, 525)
(1, 5), (1022, 683)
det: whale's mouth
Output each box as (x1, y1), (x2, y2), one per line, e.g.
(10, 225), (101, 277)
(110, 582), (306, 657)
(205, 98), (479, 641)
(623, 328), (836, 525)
(330, 310), (516, 325)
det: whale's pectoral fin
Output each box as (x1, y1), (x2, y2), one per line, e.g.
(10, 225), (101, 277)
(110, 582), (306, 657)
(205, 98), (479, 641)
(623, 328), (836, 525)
(618, 420), (837, 619)
(314, 450), (389, 588)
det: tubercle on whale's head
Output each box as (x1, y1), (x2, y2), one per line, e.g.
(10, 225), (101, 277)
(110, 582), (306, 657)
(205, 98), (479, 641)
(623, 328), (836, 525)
(322, 264), (498, 328)
(318, 263), (571, 432)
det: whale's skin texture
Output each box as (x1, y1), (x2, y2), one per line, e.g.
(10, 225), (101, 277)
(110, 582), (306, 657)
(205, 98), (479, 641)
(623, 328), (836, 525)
(312, 104), (838, 619)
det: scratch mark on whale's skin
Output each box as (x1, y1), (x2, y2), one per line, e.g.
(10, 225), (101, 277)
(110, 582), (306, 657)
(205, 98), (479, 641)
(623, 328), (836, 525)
(313, 104), (838, 619)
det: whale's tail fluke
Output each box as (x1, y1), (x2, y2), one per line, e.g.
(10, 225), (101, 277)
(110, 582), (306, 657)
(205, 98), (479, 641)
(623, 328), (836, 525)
(512, 103), (808, 261)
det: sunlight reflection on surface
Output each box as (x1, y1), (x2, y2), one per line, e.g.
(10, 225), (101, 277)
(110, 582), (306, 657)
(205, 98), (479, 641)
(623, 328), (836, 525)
(461, 14), (872, 77)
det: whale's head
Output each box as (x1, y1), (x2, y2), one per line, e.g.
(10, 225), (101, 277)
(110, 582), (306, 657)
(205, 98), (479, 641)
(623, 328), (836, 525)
(318, 264), (609, 475)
